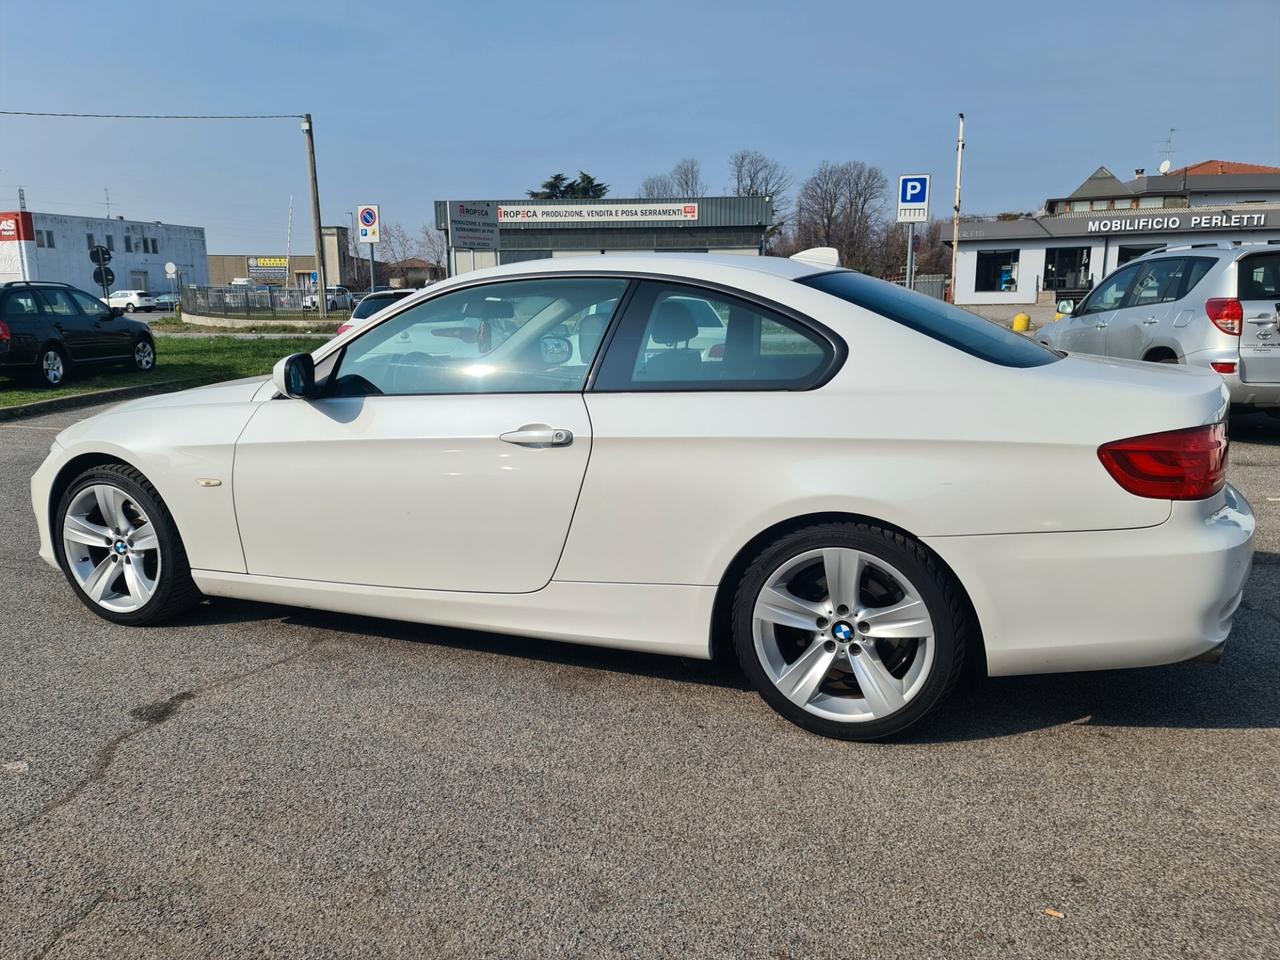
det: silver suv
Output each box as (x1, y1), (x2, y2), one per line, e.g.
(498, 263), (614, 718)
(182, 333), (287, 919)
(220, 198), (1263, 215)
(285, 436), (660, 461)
(1040, 243), (1280, 410)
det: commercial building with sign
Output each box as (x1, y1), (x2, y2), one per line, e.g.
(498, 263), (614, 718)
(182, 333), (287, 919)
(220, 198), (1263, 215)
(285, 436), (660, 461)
(952, 160), (1280, 308)
(206, 225), (355, 287)
(434, 196), (774, 275)
(0, 210), (208, 290)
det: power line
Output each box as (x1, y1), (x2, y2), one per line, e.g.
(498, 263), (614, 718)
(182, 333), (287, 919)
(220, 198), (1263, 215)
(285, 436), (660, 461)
(0, 110), (303, 120)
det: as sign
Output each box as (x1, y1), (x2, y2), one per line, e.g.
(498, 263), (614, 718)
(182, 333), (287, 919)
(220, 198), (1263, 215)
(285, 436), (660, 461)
(357, 204), (380, 244)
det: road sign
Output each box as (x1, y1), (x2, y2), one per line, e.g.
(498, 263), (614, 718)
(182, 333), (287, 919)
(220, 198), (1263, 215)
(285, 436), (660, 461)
(93, 266), (115, 287)
(897, 175), (930, 223)
(164, 261), (177, 279)
(89, 244), (112, 266)
(357, 204), (380, 244)
(311, 271), (319, 283)
(447, 200), (499, 251)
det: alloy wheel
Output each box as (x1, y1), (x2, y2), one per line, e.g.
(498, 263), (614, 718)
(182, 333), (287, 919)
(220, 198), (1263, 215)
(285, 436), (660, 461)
(42, 350), (64, 386)
(134, 340), (155, 370)
(61, 483), (162, 613)
(752, 547), (935, 723)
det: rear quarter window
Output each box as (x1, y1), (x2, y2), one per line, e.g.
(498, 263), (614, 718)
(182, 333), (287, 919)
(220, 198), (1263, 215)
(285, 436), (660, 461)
(799, 271), (1060, 368)
(1239, 253), (1280, 299)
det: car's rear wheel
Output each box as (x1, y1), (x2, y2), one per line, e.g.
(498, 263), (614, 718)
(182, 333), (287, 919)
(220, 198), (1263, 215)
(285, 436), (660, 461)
(55, 464), (200, 626)
(731, 522), (970, 740)
(133, 337), (156, 372)
(34, 344), (67, 388)
(124, 303), (135, 313)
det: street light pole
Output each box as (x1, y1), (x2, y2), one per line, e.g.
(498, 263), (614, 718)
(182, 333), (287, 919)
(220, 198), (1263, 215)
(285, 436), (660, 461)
(302, 113), (327, 319)
(950, 112), (965, 303)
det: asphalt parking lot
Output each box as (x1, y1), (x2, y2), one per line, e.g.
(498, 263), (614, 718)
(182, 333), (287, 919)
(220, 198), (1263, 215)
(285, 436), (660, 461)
(1, 403), (1277, 960)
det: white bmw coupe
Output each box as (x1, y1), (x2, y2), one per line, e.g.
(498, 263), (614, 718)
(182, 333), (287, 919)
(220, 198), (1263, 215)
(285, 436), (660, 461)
(30, 253), (1254, 739)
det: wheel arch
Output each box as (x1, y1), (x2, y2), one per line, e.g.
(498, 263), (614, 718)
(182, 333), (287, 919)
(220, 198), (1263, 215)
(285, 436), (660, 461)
(1142, 343), (1181, 363)
(708, 511), (987, 676)
(47, 452), (152, 551)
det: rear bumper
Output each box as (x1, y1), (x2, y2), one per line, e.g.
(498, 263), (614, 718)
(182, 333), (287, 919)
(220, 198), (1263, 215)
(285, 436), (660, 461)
(926, 484), (1255, 677)
(1184, 348), (1280, 406)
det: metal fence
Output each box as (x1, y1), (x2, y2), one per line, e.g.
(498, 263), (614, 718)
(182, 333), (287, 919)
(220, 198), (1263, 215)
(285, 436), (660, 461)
(181, 286), (350, 321)
(885, 274), (948, 300)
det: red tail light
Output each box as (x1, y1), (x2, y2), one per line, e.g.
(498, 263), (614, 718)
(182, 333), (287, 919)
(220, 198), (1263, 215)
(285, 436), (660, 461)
(0, 320), (10, 343)
(335, 323), (352, 336)
(1205, 298), (1243, 335)
(1210, 361), (1237, 374)
(1098, 423), (1228, 500)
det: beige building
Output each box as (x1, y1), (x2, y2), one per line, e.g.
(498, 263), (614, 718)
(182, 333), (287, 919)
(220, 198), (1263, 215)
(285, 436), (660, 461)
(207, 226), (355, 287)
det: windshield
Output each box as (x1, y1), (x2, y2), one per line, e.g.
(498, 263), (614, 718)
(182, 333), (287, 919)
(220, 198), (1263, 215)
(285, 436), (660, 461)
(799, 271), (1060, 368)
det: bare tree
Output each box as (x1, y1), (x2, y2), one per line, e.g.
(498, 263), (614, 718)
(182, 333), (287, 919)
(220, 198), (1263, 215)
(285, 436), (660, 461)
(728, 149), (793, 249)
(637, 173), (678, 199)
(670, 157), (707, 196)
(378, 221), (422, 286)
(420, 226), (449, 277)
(794, 160), (888, 271)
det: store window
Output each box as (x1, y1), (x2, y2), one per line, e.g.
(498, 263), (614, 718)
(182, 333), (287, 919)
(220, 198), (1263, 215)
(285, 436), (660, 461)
(1118, 245), (1162, 265)
(975, 250), (1020, 292)
(1043, 247), (1090, 290)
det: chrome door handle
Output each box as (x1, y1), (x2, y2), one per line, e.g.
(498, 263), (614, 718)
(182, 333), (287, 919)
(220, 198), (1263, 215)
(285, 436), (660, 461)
(499, 424), (573, 448)
(1094, 322), (1108, 329)
(1246, 317), (1276, 324)
(1142, 317), (1160, 325)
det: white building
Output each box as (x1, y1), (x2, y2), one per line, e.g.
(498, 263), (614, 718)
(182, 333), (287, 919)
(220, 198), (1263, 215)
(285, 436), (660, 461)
(0, 209), (208, 293)
(952, 161), (1280, 308)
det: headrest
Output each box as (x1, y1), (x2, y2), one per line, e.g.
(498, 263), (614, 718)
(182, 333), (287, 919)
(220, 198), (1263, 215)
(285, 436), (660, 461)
(464, 299), (515, 319)
(651, 300), (698, 345)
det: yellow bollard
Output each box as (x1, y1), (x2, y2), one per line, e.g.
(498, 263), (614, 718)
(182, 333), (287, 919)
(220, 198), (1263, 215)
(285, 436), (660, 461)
(1011, 312), (1031, 333)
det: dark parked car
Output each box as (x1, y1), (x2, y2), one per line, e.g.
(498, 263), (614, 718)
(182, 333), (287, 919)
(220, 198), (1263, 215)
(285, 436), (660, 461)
(0, 281), (157, 388)
(152, 292), (180, 312)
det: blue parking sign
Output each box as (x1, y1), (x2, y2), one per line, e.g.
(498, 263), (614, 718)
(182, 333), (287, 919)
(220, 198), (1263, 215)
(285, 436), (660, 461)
(896, 174), (930, 222)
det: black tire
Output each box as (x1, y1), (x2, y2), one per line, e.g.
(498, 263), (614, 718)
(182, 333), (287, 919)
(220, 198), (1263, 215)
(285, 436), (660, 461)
(132, 335), (156, 372)
(730, 521), (972, 741)
(54, 463), (201, 626)
(33, 343), (68, 388)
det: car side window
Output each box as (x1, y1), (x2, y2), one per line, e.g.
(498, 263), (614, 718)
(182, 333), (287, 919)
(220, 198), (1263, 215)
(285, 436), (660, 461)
(326, 277), (628, 397)
(36, 289), (80, 317)
(1179, 258), (1216, 299)
(594, 281), (833, 391)
(1129, 259), (1187, 307)
(1079, 265), (1141, 315)
(69, 290), (111, 318)
(1239, 254), (1280, 299)
(2, 292), (41, 318)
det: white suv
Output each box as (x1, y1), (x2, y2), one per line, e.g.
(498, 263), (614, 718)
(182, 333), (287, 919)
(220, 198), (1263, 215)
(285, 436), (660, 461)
(107, 290), (157, 313)
(302, 286), (353, 311)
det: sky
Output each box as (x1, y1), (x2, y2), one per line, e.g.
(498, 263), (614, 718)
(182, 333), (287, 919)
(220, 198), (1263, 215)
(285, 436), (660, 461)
(1, 0), (1277, 254)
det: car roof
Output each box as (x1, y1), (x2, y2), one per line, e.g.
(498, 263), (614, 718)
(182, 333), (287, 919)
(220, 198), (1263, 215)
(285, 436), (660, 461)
(447, 253), (823, 285)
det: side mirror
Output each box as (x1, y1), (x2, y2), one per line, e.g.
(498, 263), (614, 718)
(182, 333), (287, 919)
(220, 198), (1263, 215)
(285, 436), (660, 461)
(539, 334), (572, 366)
(110, 306), (124, 318)
(1056, 299), (1075, 315)
(272, 352), (316, 399)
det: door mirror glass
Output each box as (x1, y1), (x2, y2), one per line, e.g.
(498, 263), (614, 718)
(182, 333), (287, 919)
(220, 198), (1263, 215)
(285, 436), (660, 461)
(272, 352), (316, 399)
(538, 334), (572, 366)
(1056, 299), (1074, 315)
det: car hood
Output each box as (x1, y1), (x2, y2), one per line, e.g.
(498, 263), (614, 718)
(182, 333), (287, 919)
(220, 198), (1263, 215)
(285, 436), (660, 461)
(54, 376), (269, 446)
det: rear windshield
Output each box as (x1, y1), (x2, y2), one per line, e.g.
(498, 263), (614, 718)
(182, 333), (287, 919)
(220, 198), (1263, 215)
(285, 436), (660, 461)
(137, 291), (152, 298)
(351, 291), (411, 319)
(799, 270), (1060, 368)
(1239, 253), (1280, 300)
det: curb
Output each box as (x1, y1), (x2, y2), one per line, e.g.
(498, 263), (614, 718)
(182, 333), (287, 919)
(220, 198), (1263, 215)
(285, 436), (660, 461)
(0, 376), (222, 423)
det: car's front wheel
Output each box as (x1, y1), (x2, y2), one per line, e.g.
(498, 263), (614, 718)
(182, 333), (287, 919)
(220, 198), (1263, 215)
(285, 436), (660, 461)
(731, 522), (971, 740)
(124, 303), (135, 313)
(133, 337), (156, 372)
(55, 464), (201, 626)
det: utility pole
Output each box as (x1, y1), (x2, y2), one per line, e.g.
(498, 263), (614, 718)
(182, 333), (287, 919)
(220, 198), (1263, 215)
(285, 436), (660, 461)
(104, 187), (111, 219)
(302, 113), (327, 319)
(286, 193), (294, 288)
(950, 113), (965, 303)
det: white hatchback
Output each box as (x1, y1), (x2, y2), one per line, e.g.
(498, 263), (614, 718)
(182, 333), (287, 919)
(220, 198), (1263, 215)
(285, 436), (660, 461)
(31, 254), (1254, 739)
(107, 289), (156, 313)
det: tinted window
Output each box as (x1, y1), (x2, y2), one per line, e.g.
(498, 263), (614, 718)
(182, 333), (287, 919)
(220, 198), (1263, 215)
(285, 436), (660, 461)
(69, 290), (110, 318)
(1180, 257), (1216, 299)
(328, 277), (626, 397)
(1078, 264), (1141, 315)
(350, 291), (412, 320)
(594, 281), (834, 390)
(799, 271), (1058, 368)
(1129, 258), (1187, 306)
(37, 290), (79, 317)
(2, 292), (41, 318)
(1239, 253), (1280, 300)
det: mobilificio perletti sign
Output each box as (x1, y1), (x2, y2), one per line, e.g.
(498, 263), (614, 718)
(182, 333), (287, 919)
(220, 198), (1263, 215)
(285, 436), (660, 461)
(1086, 210), (1270, 234)
(497, 202), (700, 224)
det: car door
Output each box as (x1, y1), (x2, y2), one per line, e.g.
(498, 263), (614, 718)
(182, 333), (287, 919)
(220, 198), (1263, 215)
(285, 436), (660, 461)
(1060, 263), (1141, 355)
(35, 288), (98, 361)
(69, 289), (132, 359)
(1237, 251), (1280, 384)
(232, 275), (630, 593)
(1105, 257), (1185, 359)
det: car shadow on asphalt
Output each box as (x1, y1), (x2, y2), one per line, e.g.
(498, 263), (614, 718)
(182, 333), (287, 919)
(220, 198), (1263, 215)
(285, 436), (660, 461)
(171, 557), (1280, 743)
(1229, 410), (1280, 445)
